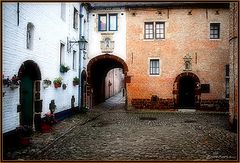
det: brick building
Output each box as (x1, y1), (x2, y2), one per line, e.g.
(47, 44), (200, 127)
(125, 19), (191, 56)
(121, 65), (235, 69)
(125, 3), (230, 110)
(229, 2), (238, 131)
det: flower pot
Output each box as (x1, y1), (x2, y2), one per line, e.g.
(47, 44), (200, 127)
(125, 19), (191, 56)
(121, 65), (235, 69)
(54, 83), (61, 88)
(19, 137), (31, 146)
(73, 81), (79, 86)
(41, 123), (51, 133)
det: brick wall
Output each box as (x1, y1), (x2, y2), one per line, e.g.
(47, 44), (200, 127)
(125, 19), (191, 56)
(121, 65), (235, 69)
(126, 7), (230, 108)
(229, 2), (238, 130)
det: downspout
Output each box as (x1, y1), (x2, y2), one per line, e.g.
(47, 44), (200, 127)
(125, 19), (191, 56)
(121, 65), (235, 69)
(78, 3), (83, 110)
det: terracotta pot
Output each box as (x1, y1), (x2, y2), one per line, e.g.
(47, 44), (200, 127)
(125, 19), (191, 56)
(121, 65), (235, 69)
(20, 137), (31, 146)
(41, 123), (51, 133)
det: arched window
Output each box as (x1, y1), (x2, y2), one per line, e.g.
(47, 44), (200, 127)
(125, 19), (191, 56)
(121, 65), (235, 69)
(26, 23), (34, 49)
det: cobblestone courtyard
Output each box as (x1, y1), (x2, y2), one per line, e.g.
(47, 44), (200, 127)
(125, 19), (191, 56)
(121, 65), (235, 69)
(4, 94), (238, 161)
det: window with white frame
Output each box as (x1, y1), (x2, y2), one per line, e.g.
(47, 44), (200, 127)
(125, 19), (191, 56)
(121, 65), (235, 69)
(144, 22), (165, 39)
(61, 3), (66, 21)
(98, 13), (118, 31)
(26, 23), (34, 49)
(155, 22), (165, 39)
(60, 43), (65, 65)
(144, 22), (154, 39)
(72, 50), (77, 70)
(73, 7), (78, 29)
(149, 59), (160, 75)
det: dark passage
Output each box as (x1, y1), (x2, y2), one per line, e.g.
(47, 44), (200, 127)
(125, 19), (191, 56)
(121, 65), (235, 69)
(178, 76), (195, 107)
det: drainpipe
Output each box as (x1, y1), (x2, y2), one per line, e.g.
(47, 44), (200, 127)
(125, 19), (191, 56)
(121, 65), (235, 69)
(78, 3), (83, 110)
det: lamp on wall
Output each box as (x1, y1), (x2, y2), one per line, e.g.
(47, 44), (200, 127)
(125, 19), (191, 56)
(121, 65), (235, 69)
(67, 36), (88, 52)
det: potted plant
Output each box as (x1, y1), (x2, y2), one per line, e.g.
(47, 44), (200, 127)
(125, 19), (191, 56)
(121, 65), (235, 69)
(41, 113), (57, 133)
(60, 64), (70, 73)
(43, 79), (52, 89)
(81, 106), (89, 113)
(53, 77), (62, 88)
(73, 77), (80, 86)
(16, 125), (33, 146)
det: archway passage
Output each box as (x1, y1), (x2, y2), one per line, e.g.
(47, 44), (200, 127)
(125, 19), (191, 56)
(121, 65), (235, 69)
(173, 72), (200, 108)
(87, 54), (128, 105)
(18, 60), (41, 128)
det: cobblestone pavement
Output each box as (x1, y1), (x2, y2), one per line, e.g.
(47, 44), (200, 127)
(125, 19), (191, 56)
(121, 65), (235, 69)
(4, 93), (238, 161)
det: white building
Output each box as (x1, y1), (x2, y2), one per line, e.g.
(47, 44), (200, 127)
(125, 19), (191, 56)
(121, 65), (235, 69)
(2, 2), (88, 133)
(86, 3), (127, 105)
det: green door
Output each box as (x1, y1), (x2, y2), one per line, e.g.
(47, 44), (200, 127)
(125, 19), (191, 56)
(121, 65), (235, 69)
(20, 75), (33, 126)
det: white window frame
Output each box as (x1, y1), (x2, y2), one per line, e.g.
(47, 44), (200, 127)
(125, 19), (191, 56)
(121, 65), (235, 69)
(148, 58), (161, 76)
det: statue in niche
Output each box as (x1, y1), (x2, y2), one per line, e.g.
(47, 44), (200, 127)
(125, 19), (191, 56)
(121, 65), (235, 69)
(185, 60), (191, 70)
(105, 37), (110, 48)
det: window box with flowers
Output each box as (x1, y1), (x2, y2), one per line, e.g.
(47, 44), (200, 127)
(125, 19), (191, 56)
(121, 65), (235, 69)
(53, 77), (62, 88)
(3, 74), (21, 90)
(60, 64), (70, 73)
(73, 76), (80, 86)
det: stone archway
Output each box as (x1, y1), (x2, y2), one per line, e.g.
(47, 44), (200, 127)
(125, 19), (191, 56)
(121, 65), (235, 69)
(173, 72), (201, 108)
(18, 60), (42, 130)
(87, 54), (128, 105)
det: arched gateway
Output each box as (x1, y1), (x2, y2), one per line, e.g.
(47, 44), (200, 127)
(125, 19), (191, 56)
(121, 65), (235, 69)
(173, 72), (201, 108)
(87, 54), (128, 105)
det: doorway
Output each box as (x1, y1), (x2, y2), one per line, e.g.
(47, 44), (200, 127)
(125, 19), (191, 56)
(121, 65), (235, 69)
(173, 72), (201, 108)
(178, 76), (195, 107)
(20, 75), (34, 126)
(18, 60), (41, 127)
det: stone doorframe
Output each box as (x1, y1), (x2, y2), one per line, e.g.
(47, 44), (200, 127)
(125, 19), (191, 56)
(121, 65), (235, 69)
(173, 72), (201, 107)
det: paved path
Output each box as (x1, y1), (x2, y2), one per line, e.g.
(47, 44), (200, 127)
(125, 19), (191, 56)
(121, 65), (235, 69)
(4, 92), (238, 161)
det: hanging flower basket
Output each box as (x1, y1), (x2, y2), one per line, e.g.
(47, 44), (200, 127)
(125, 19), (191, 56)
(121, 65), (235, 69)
(60, 64), (70, 73)
(3, 74), (20, 89)
(43, 79), (52, 88)
(73, 77), (80, 86)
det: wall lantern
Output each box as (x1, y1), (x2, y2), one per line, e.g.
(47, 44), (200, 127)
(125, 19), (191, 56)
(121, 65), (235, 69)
(67, 36), (88, 52)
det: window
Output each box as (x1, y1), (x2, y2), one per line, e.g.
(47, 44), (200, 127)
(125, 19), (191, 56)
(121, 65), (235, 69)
(73, 50), (77, 70)
(73, 7), (78, 29)
(144, 22), (154, 39)
(225, 64), (230, 98)
(210, 23), (220, 39)
(60, 43), (65, 65)
(26, 23), (34, 49)
(150, 59), (160, 75)
(98, 13), (118, 31)
(98, 14), (107, 31)
(61, 3), (66, 21)
(155, 22), (165, 39)
(109, 14), (118, 31)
